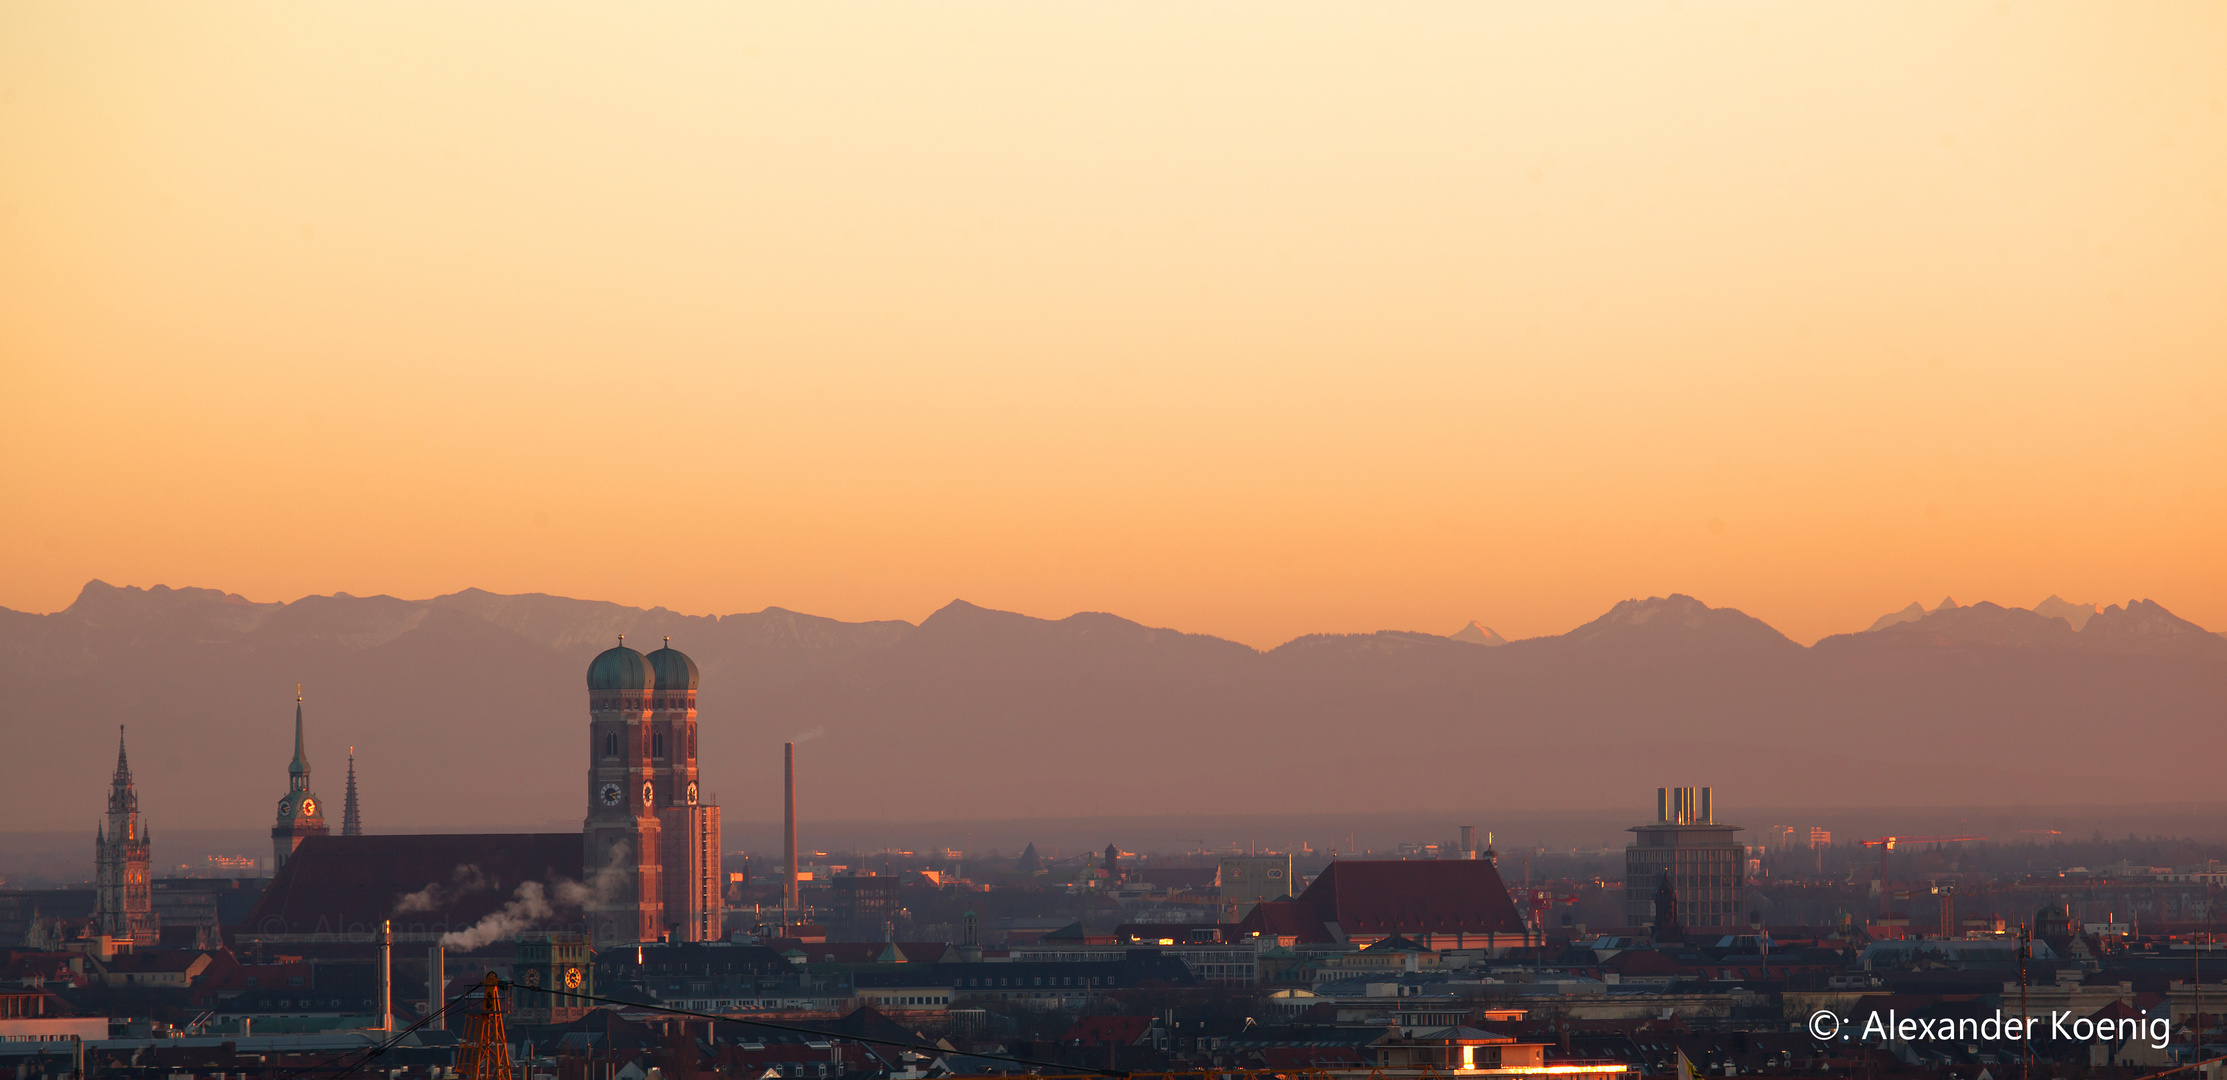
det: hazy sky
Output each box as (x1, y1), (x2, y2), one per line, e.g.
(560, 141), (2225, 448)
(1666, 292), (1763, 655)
(3, 3), (2222, 648)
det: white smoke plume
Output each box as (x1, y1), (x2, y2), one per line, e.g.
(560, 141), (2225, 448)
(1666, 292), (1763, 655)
(394, 865), (492, 914)
(416, 843), (631, 951)
(438, 881), (553, 951)
(790, 726), (826, 744)
(556, 841), (630, 910)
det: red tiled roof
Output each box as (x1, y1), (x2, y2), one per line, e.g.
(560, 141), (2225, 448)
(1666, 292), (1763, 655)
(240, 833), (585, 939)
(1295, 860), (1525, 937)
(2087, 1000), (2143, 1022)
(1232, 901), (1335, 943)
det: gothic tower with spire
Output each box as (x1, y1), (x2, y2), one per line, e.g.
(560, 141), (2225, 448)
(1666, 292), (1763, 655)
(94, 727), (158, 945)
(342, 747), (362, 836)
(271, 687), (329, 872)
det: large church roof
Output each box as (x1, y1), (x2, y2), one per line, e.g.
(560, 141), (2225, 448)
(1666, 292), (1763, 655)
(1294, 859), (1526, 937)
(240, 833), (585, 944)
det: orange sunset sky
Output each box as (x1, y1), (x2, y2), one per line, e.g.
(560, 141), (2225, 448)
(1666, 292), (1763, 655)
(2, 3), (2223, 648)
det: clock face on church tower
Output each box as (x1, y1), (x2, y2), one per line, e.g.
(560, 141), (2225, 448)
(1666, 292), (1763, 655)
(686, 782), (699, 805)
(300, 798), (316, 817)
(641, 780), (655, 807)
(599, 783), (622, 807)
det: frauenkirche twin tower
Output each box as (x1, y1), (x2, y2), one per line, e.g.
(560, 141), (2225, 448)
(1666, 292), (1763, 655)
(582, 636), (724, 944)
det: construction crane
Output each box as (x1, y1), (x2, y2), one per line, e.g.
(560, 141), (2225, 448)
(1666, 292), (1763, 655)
(1857, 835), (1985, 914)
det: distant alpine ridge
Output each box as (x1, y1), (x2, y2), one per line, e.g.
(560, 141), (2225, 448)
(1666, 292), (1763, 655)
(1849, 595), (2219, 654)
(3, 582), (2222, 831)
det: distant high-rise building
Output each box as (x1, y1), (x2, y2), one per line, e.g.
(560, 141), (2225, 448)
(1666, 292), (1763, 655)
(582, 637), (723, 946)
(1625, 785), (1745, 931)
(93, 727), (158, 945)
(342, 747), (362, 836)
(271, 688), (330, 872)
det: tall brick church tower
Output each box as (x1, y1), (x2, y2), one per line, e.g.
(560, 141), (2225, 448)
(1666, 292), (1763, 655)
(584, 639), (663, 944)
(646, 638), (722, 944)
(582, 638), (723, 946)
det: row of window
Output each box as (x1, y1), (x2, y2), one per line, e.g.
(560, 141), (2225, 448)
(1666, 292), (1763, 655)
(601, 730), (696, 758)
(955, 974), (1111, 988)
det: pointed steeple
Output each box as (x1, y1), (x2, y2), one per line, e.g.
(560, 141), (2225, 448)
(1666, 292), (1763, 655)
(289, 685), (311, 792)
(342, 747), (362, 836)
(109, 726), (138, 814)
(96, 724), (153, 943)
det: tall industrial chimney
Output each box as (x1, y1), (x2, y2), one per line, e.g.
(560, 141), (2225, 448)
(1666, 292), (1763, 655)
(377, 919), (392, 1032)
(1459, 825), (1476, 859)
(426, 946), (445, 1032)
(784, 742), (799, 927)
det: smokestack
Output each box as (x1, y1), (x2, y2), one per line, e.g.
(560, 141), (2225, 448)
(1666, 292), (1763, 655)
(1656, 788), (1668, 823)
(784, 742), (799, 926)
(426, 946), (445, 1032)
(377, 919), (392, 1032)
(1699, 787), (1713, 825)
(1459, 825), (1476, 859)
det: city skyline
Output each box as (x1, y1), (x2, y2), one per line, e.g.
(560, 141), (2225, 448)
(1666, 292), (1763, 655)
(5, 4), (2226, 1074)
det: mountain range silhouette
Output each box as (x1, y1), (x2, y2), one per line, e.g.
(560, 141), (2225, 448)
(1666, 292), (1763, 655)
(3, 582), (2220, 832)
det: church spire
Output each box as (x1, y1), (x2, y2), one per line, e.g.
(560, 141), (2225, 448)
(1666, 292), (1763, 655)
(96, 724), (153, 943)
(289, 685), (311, 792)
(342, 747), (362, 836)
(109, 726), (138, 814)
